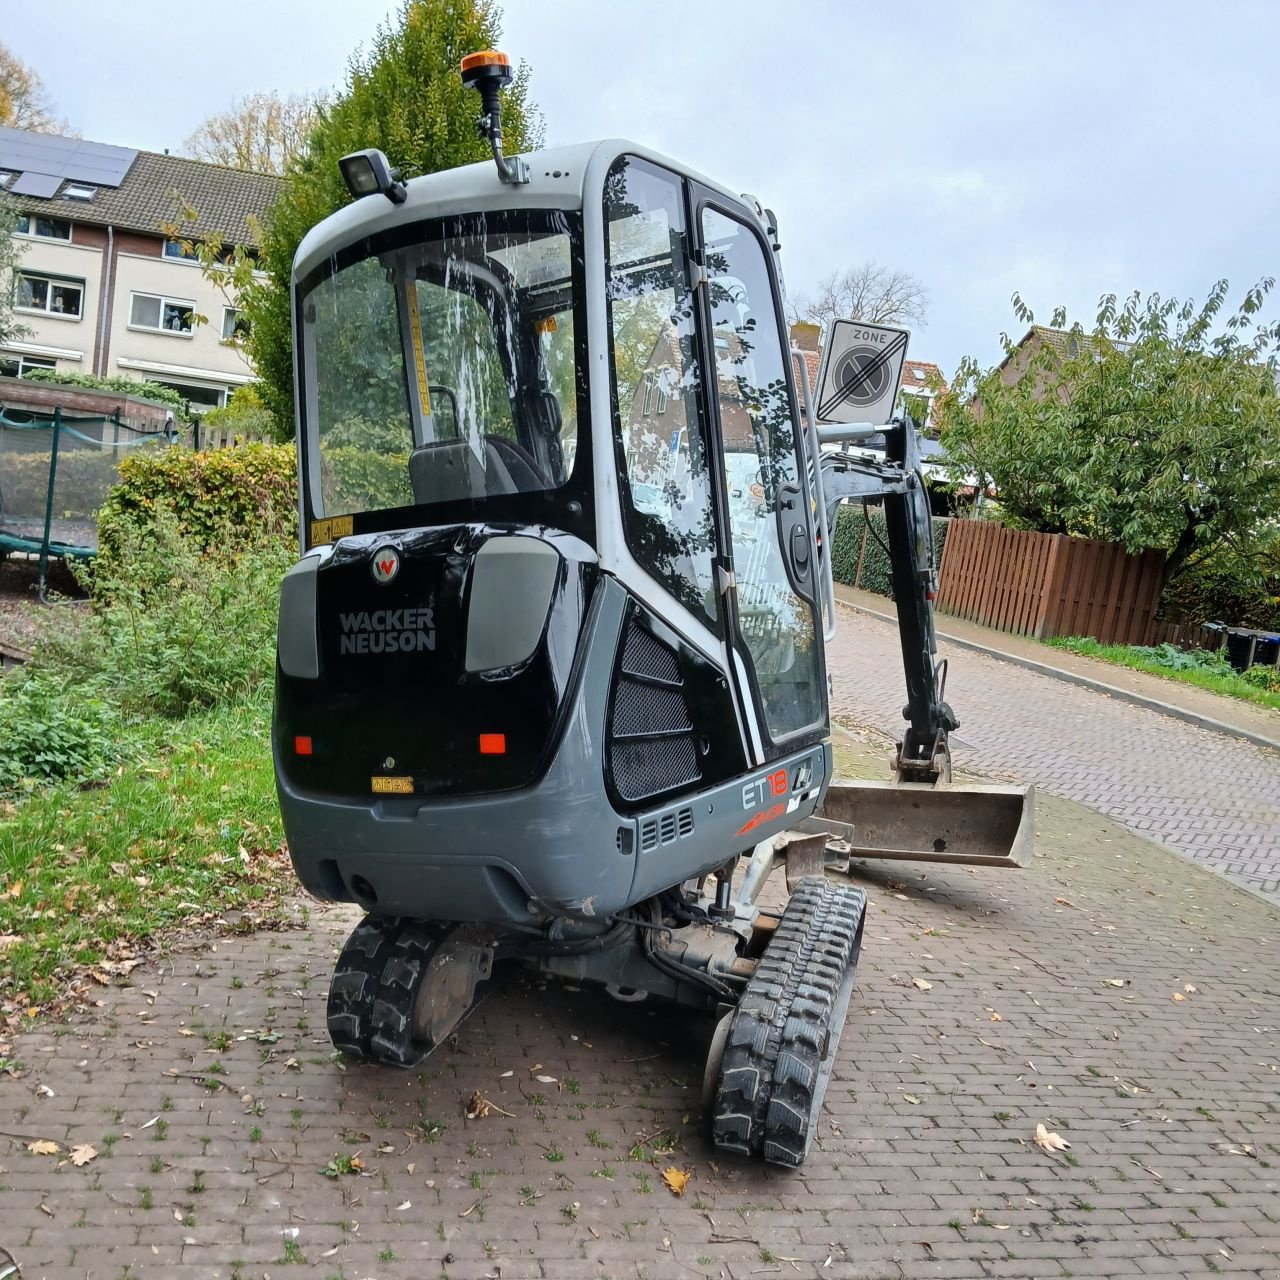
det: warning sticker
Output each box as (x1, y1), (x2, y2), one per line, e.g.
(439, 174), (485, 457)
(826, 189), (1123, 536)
(310, 515), (354, 547)
(371, 776), (414, 795)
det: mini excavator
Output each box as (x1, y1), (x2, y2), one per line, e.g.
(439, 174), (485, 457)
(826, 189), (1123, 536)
(273, 51), (1033, 1167)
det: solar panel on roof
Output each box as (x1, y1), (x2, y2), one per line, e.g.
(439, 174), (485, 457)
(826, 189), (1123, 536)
(0, 125), (136, 190)
(10, 172), (62, 198)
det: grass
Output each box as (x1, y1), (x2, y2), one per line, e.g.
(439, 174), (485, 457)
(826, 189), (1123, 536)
(1043, 636), (1280, 713)
(0, 695), (291, 1008)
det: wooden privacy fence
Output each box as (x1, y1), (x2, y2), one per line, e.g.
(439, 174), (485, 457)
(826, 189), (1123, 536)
(936, 519), (1165, 646)
(192, 423), (271, 450)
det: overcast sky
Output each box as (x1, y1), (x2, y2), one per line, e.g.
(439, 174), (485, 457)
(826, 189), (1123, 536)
(8, 0), (1278, 375)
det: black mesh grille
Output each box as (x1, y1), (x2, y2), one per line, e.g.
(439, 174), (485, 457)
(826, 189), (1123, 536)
(609, 616), (702, 803)
(612, 680), (693, 737)
(613, 738), (700, 800)
(621, 624), (681, 684)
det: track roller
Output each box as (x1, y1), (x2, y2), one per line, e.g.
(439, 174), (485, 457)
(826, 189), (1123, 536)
(709, 877), (866, 1167)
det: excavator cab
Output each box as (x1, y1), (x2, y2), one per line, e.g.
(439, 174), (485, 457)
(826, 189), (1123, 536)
(273, 53), (1031, 1167)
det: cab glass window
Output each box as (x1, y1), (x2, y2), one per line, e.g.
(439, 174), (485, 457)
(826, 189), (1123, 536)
(604, 155), (718, 627)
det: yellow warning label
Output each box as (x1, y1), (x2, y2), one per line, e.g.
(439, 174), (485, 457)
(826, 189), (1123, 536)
(309, 515), (354, 547)
(371, 776), (414, 795)
(404, 284), (432, 417)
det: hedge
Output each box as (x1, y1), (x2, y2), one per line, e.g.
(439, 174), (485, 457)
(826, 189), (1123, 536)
(98, 443), (298, 561)
(830, 503), (951, 598)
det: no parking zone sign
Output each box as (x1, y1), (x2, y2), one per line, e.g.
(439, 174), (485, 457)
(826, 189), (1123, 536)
(813, 319), (910, 426)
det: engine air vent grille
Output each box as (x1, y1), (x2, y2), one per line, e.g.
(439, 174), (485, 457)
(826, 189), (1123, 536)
(638, 805), (695, 853)
(608, 615), (702, 804)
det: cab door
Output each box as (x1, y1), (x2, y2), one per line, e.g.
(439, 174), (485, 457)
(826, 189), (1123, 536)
(693, 198), (827, 755)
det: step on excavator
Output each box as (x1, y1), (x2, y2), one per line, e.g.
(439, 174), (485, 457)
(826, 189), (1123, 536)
(273, 50), (1034, 1167)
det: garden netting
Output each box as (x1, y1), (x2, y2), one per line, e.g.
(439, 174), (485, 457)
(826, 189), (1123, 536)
(0, 406), (176, 592)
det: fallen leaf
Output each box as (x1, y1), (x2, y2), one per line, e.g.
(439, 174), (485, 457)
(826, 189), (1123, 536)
(912, 978), (933, 992)
(69, 1144), (97, 1167)
(406, 1163), (416, 1175)
(1103, 979), (1127, 988)
(988, 1010), (1003, 1022)
(36, 1084), (55, 1098)
(139, 1115), (161, 1130)
(0, 934), (22, 951)
(534, 1075), (558, 1085)
(1033, 1123), (1070, 1153)
(27, 1139), (60, 1156)
(1054, 897), (1074, 907)
(662, 1166), (691, 1195)
(1184, 984), (1197, 994)
(903, 1094), (921, 1105)
(39, 1203), (53, 1217)
(499, 1070), (514, 1078)
(395, 1200), (411, 1211)
(1172, 992), (1186, 1003)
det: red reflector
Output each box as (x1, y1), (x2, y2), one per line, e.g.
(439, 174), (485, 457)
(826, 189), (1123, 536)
(479, 733), (506, 755)
(294, 736), (313, 756)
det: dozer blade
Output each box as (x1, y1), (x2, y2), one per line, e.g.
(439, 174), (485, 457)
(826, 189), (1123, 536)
(805, 779), (1035, 868)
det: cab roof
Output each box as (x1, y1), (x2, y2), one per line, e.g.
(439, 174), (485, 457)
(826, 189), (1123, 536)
(293, 139), (762, 283)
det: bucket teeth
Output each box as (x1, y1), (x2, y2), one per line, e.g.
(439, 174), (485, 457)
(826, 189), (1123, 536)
(709, 876), (866, 1167)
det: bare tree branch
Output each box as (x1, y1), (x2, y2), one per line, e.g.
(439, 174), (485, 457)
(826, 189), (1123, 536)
(789, 260), (928, 334)
(183, 92), (323, 176)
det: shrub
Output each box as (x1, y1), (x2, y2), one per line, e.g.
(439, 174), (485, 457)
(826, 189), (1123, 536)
(97, 442), (297, 562)
(830, 503), (950, 598)
(1242, 664), (1280, 694)
(1159, 539), (1280, 632)
(34, 507), (293, 719)
(200, 383), (282, 442)
(18, 367), (187, 414)
(0, 666), (119, 789)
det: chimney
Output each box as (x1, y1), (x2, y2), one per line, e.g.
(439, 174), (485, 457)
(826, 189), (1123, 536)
(790, 321), (821, 353)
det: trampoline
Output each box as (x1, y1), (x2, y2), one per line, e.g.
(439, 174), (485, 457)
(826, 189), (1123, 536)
(0, 405), (176, 597)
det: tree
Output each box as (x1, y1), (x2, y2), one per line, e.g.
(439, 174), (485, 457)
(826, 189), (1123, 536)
(242, 0), (540, 433)
(183, 92), (322, 176)
(0, 44), (69, 133)
(790, 261), (928, 334)
(937, 281), (1280, 586)
(0, 198), (27, 348)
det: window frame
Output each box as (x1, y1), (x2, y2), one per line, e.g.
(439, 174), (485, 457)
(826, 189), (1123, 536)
(14, 271), (85, 319)
(128, 291), (196, 337)
(162, 238), (201, 263)
(221, 306), (249, 342)
(0, 353), (57, 378)
(15, 214), (71, 241)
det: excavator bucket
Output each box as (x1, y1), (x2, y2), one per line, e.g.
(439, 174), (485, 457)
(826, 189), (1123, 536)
(808, 779), (1035, 869)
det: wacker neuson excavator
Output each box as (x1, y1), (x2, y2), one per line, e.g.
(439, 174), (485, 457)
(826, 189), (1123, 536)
(273, 50), (1033, 1167)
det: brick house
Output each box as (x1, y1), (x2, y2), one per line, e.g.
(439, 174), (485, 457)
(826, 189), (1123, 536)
(0, 125), (282, 409)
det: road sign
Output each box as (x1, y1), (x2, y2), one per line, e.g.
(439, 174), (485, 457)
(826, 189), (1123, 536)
(813, 319), (910, 425)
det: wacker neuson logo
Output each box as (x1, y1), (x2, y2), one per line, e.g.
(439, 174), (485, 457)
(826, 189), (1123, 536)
(338, 607), (437, 654)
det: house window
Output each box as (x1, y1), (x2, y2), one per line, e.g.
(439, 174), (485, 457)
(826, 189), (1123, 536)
(15, 215), (72, 241)
(0, 353), (57, 378)
(15, 272), (83, 317)
(63, 184), (96, 201)
(221, 307), (249, 341)
(130, 292), (194, 334)
(162, 239), (200, 262)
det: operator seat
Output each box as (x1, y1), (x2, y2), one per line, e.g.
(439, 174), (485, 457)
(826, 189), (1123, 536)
(409, 435), (548, 505)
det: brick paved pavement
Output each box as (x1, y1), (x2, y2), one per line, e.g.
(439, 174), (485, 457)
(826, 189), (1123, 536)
(2, 750), (1278, 1280)
(828, 606), (1280, 903)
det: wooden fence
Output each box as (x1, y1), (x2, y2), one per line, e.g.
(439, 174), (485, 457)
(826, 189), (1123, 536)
(936, 519), (1165, 646)
(192, 424), (271, 450)
(1150, 619), (1225, 652)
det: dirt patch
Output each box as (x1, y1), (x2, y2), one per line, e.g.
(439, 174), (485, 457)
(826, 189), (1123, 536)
(0, 554), (87, 657)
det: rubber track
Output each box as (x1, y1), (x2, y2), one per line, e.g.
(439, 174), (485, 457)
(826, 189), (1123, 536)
(326, 915), (406, 1060)
(368, 922), (452, 1068)
(710, 877), (866, 1167)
